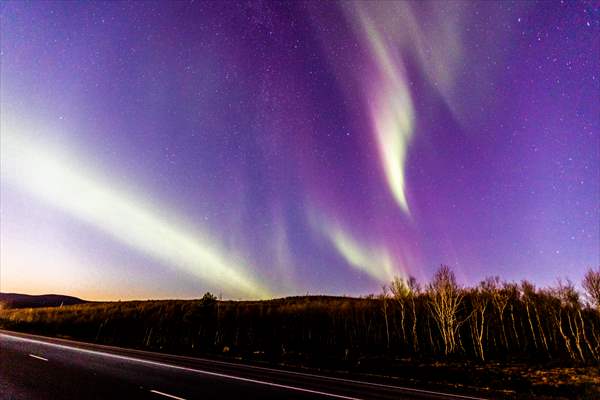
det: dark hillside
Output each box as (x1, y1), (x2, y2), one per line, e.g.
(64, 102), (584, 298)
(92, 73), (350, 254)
(0, 293), (87, 309)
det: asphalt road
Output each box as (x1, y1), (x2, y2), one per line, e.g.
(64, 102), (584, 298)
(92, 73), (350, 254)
(0, 330), (484, 400)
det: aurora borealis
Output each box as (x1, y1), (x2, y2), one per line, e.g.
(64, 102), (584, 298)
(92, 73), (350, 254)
(1, 1), (598, 300)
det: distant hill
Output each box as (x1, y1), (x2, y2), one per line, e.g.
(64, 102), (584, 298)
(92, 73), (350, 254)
(0, 293), (87, 309)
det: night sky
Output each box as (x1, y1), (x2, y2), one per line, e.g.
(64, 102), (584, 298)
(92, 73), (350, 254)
(1, 1), (598, 300)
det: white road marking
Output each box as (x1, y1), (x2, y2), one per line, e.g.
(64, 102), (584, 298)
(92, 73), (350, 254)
(28, 354), (48, 361)
(8, 335), (361, 400)
(150, 389), (187, 400)
(3, 331), (485, 399)
(2, 332), (485, 400)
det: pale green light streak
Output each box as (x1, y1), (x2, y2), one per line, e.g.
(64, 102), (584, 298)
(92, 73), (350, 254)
(310, 211), (405, 284)
(360, 14), (414, 215)
(330, 227), (396, 283)
(1, 122), (270, 299)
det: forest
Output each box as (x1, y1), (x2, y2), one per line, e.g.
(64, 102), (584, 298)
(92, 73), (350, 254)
(1, 266), (599, 397)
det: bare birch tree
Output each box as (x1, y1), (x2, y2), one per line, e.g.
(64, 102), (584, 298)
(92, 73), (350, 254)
(380, 285), (390, 350)
(428, 265), (464, 355)
(583, 268), (600, 312)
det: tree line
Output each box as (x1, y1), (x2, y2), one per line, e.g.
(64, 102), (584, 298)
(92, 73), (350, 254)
(378, 266), (600, 364)
(1, 266), (599, 366)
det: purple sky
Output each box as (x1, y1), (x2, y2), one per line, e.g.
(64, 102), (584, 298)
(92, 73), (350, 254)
(1, 1), (598, 300)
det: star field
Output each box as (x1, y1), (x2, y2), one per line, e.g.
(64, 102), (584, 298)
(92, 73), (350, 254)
(0, 1), (598, 299)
